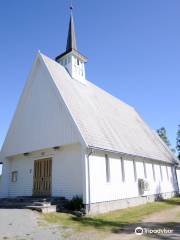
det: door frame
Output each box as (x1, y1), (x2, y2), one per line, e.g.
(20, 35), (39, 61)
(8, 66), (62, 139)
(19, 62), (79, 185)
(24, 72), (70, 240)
(33, 158), (52, 197)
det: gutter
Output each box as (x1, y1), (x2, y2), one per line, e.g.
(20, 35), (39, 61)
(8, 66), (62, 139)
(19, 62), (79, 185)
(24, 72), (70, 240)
(88, 145), (177, 165)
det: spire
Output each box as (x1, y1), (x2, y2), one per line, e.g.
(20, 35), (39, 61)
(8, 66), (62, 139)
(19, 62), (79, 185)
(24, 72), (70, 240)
(66, 6), (77, 51)
(55, 2), (87, 82)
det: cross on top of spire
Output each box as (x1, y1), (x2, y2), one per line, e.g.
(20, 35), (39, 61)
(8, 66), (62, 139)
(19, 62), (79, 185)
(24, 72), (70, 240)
(70, 0), (73, 13)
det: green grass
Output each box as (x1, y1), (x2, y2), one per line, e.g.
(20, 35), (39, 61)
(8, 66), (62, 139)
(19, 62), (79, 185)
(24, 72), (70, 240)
(43, 197), (180, 234)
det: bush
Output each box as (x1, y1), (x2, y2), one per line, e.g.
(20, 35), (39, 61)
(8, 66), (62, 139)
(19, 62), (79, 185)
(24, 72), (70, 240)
(66, 195), (84, 211)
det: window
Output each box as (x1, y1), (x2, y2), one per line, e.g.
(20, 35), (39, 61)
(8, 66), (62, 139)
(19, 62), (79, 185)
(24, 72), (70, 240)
(121, 158), (125, 182)
(143, 161), (147, 178)
(105, 154), (110, 182)
(160, 165), (163, 181)
(166, 166), (169, 180)
(77, 59), (80, 65)
(11, 171), (18, 182)
(133, 160), (137, 181)
(152, 164), (156, 181)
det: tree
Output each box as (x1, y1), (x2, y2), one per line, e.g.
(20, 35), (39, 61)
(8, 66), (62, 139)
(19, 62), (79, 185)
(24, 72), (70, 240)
(176, 125), (180, 160)
(157, 127), (171, 147)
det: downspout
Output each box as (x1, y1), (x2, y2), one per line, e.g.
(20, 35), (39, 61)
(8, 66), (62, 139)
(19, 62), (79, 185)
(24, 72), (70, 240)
(87, 148), (93, 213)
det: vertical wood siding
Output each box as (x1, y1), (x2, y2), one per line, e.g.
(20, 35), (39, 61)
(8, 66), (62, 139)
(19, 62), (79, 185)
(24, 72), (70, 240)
(7, 144), (83, 199)
(89, 153), (177, 203)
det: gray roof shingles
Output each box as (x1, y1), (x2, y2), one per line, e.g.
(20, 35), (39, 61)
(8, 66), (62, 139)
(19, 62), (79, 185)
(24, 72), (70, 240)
(41, 53), (177, 164)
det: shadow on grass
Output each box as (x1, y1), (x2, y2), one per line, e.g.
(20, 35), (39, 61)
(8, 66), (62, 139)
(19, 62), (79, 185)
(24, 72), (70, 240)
(158, 198), (180, 206)
(72, 216), (180, 239)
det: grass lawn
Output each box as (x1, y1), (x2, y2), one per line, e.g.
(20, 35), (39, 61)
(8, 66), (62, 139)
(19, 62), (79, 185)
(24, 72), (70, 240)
(43, 197), (180, 234)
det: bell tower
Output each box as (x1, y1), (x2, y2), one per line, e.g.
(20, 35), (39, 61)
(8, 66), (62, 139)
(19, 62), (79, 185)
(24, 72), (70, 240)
(55, 6), (87, 83)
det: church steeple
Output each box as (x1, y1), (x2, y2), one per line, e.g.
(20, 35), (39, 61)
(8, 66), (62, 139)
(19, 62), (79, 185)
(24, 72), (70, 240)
(55, 6), (87, 83)
(66, 13), (77, 51)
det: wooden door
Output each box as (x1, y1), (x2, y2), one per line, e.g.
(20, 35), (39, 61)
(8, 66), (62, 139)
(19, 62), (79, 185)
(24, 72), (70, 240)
(33, 158), (52, 196)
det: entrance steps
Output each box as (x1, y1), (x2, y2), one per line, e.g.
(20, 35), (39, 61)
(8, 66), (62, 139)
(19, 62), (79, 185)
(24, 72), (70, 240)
(0, 197), (68, 213)
(26, 202), (56, 213)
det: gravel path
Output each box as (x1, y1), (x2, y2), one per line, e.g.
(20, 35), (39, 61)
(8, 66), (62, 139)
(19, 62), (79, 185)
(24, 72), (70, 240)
(0, 209), (65, 240)
(105, 205), (180, 240)
(0, 206), (180, 240)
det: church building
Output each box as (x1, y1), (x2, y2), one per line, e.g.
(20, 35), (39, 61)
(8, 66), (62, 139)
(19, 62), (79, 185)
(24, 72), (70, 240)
(0, 10), (180, 213)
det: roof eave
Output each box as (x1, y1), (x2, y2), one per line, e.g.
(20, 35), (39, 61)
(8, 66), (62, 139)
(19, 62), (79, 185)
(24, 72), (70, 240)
(55, 49), (88, 62)
(87, 145), (178, 165)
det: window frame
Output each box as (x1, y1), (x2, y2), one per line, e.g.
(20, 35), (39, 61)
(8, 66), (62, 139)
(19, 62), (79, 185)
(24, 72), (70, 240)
(11, 171), (18, 183)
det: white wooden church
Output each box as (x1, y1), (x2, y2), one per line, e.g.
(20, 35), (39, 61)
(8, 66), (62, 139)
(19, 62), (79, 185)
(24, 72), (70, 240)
(0, 11), (180, 213)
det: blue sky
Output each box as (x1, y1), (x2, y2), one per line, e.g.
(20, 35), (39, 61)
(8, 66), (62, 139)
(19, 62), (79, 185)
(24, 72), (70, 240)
(0, 0), (180, 152)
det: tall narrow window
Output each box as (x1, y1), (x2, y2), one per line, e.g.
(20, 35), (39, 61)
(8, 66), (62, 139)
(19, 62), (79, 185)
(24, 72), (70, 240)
(143, 161), (147, 178)
(166, 166), (169, 180)
(121, 158), (125, 182)
(133, 160), (137, 181)
(152, 164), (156, 181)
(160, 165), (163, 181)
(105, 154), (110, 182)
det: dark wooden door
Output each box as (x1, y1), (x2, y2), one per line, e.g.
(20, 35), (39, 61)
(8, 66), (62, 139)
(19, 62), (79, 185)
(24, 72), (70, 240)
(33, 158), (52, 196)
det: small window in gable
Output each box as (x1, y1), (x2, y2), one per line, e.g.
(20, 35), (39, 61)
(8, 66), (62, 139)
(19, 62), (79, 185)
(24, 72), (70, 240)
(11, 171), (18, 182)
(77, 59), (80, 65)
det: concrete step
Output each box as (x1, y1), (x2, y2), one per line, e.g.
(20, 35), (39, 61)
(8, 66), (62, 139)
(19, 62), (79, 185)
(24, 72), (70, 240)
(0, 197), (68, 213)
(26, 205), (57, 213)
(33, 202), (51, 207)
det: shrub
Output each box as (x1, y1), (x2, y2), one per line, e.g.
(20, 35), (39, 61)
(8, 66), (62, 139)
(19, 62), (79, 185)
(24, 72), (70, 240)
(66, 195), (84, 211)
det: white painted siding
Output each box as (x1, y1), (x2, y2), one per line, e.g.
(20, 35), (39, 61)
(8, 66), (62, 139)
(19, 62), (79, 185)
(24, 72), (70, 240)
(9, 157), (34, 197)
(52, 144), (83, 199)
(1, 59), (82, 157)
(88, 152), (177, 204)
(136, 161), (145, 179)
(7, 144), (83, 199)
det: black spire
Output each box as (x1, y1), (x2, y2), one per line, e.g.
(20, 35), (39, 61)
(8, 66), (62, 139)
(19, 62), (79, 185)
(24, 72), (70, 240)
(66, 6), (77, 51)
(55, 3), (87, 63)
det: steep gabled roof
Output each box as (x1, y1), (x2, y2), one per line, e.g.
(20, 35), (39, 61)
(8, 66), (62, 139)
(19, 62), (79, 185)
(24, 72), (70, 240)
(41, 53), (177, 164)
